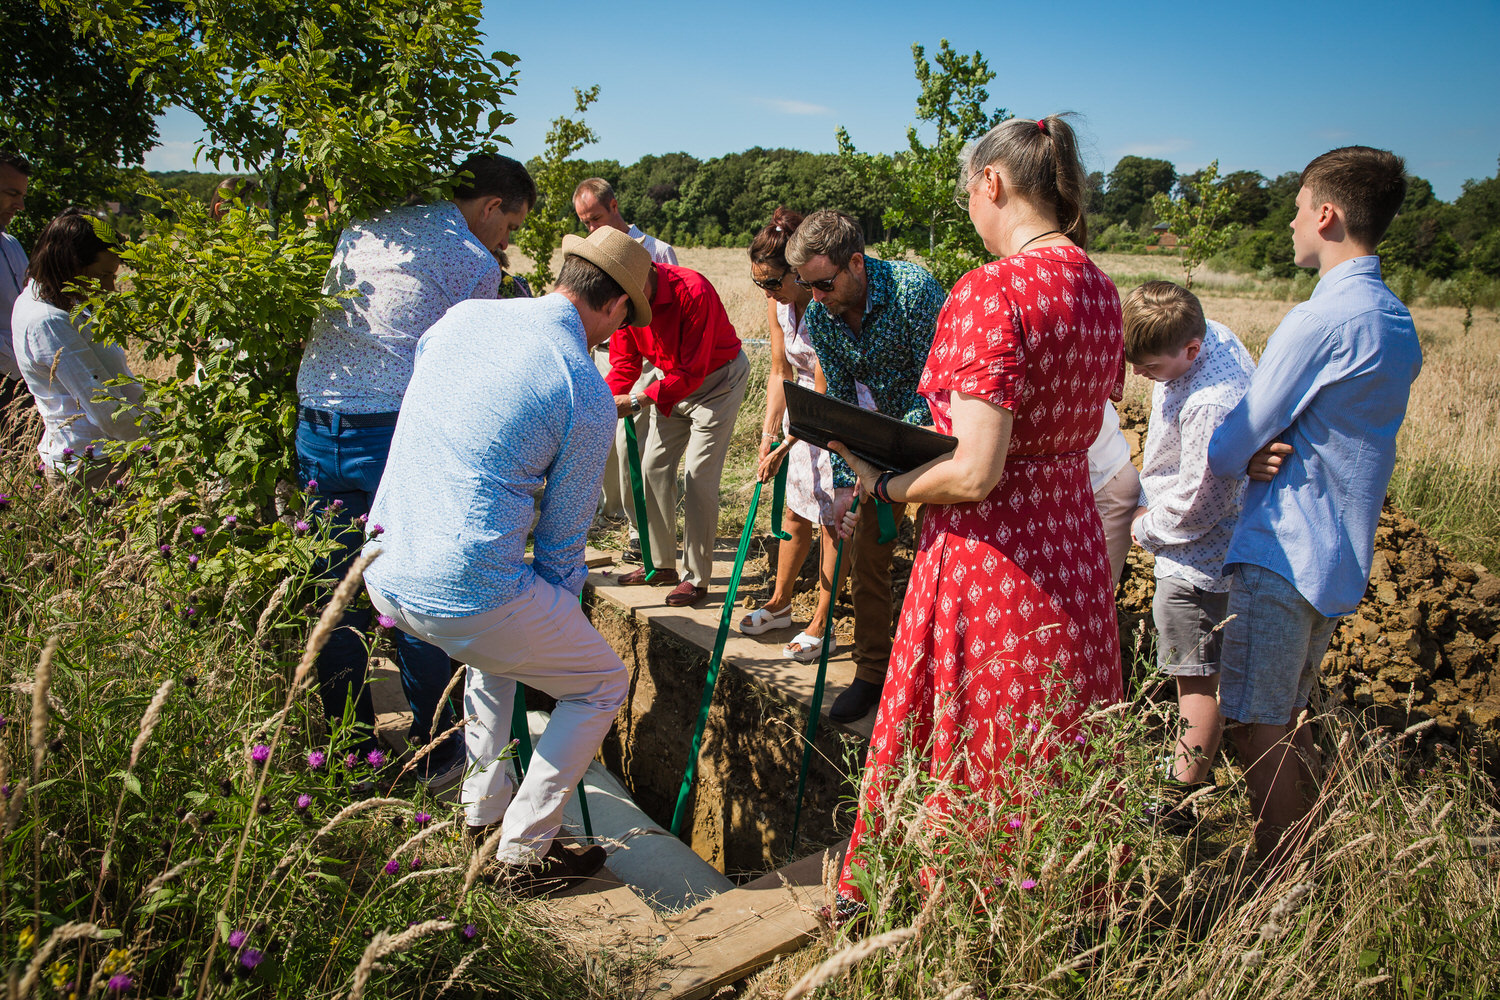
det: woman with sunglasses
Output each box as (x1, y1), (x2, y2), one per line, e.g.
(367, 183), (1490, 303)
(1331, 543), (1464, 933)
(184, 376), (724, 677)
(737, 207), (848, 662)
(829, 116), (1125, 909)
(12, 209), (149, 489)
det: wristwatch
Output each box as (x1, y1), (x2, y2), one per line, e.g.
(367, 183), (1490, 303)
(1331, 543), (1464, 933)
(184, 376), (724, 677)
(629, 394), (642, 415)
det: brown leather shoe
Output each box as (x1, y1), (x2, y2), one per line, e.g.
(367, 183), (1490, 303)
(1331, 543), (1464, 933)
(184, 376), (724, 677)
(489, 839), (608, 898)
(617, 566), (680, 587)
(664, 581), (707, 607)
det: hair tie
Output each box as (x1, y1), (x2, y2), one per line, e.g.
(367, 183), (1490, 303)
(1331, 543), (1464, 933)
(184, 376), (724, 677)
(1036, 119), (1048, 134)
(774, 225), (783, 232)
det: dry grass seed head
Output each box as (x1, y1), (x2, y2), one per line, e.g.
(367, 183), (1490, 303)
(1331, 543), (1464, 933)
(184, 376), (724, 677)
(346, 919), (456, 1000)
(17, 922), (104, 997)
(31, 634), (60, 776)
(128, 678), (174, 769)
(782, 926), (917, 999)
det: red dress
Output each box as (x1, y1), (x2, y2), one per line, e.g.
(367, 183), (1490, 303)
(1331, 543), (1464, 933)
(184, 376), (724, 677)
(839, 246), (1124, 900)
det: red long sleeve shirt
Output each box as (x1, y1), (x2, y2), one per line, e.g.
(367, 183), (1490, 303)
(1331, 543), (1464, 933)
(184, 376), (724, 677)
(605, 263), (741, 415)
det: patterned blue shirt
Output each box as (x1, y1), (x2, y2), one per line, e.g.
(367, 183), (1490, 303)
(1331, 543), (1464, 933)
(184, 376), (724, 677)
(365, 294), (615, 616)
(1207, 257), (1422, 616)
(804, 256), (945, 485)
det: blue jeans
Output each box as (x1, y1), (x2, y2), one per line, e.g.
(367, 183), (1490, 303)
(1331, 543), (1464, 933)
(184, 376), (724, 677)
(295, 410), (461, 758)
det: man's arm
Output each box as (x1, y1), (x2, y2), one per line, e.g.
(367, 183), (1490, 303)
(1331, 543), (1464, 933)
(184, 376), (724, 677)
(605, 327), (643, 398)
(1207, 309), (1336, 477)
(531, 396), (610, 595)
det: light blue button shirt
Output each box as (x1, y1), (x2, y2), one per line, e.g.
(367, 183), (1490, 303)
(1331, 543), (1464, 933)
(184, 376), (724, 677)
(365, 294), (615, 617)
(1207, 256), (1422, 616)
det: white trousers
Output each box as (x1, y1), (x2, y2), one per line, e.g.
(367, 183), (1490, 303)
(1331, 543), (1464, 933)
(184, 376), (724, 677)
(369, 576), (628, 863)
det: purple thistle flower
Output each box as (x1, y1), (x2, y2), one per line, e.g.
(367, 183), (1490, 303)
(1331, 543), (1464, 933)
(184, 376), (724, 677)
(0, 715), (6, 730)
(1007, 818), (1024, 830)
(295, 793), (312, 813)
(307, 750), (326, 769)
(184, 606), (197, 618)
(159, 543), (172, 557)
(84, 444), (95, 459)
(462, 923), (477, 940)
(1021, 878), (1037, 890)
(188, 554), (199, 568)
(384, 859), (400, 875)
(356, 513), (368, 526)
(410, 854), (423, 870)
(191, 525), (207, 537)
(239, 949), (264, 970)
(228, 929), (247, 949)
(1, 783), (11, 799)
(62, 447), (74, 458)
(331, 498), (344, 509)
(139, 443), (151, 454)
(413, 811), (431, 827)
(1073, 733), (1087, 744)
(368, 523), (384, 537)
(250, 744), (271, 764)
(107, 974), (133, 992)
(366, 749), (387, 768)
(294, 520), (310, 533)
(224, 514), (237, 526)
(306, 479), (318, 492)
(344, 752), (360, 769)
(114, 478), (126, 488)
(376, 615), (396, 630)
(0, 494), (10, 508)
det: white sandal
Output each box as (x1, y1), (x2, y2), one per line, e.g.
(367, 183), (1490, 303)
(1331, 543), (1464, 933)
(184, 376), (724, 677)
(739, 604), (793, 635)
(784, 631), (836, 663)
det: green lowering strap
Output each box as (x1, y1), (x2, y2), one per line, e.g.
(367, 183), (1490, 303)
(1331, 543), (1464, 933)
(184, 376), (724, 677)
(622, 414), (657, 582)
(875, 498), (898, 545)
(769, 453), (791, 542)
(790, 497), (857, 850)
(511, 680), (595, 842)
(670, 479), (764, 837)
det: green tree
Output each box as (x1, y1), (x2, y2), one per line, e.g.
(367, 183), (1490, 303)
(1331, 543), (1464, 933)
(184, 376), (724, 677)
(71, 0), (517, 571)
(1102, 155), (1176, 228)
(1151, 159), (1241, 288)
(0, 0), (168, 244)
(516, 85), (600, 290)
(839, 39), (1008, 287)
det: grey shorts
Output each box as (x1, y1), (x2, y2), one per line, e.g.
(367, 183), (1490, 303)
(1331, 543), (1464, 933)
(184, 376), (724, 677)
(1218, 564), (1339, 726)
(1153, 576), (1230, 677)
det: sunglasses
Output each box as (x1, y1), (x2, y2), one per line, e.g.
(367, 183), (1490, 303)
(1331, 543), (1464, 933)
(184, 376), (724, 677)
(793, 263), (847, 292)
(752, 272), (787, 292)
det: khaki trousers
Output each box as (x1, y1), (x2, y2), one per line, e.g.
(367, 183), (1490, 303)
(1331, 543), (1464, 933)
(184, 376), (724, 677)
(848, 499), (910, 685)
(637, 351), (750, 588)
(1093, 460), (1141, 588)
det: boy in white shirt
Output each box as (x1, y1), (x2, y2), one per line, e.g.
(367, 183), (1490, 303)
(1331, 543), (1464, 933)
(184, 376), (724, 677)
(1127, 281), (1255, 811)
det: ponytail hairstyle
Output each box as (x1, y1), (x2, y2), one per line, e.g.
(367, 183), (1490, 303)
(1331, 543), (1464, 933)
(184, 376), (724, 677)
(25, 208), (118, 309)
(749, 206), (805, 269)
(964, 113), (1089, 248)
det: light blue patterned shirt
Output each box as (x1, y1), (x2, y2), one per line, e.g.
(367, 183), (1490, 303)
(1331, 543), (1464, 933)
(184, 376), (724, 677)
(1207, 256), (1422, 616)
(365, 294), (615, 616)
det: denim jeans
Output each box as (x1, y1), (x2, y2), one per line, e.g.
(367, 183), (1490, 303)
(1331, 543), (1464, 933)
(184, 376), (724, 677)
(295, 410), (461, 758)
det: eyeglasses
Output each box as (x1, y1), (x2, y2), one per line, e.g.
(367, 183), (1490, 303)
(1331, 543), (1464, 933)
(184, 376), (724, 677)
(793, 263), (847, 292)
(953, 165), (988, 208)
(751, 272), (787, 292)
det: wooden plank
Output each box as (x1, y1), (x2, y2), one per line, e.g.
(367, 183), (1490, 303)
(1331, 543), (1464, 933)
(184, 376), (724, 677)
(655, 846), (839, 1000)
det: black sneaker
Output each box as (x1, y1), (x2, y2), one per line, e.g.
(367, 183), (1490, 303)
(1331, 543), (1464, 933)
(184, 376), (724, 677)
(829, 679), (882, 723)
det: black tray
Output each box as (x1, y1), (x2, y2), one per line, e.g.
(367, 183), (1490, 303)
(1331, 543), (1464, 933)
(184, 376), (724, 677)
(783, 380), (957, 474)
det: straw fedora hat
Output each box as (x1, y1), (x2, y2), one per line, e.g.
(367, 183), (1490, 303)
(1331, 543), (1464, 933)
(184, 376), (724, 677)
(561, 229), (653, 327)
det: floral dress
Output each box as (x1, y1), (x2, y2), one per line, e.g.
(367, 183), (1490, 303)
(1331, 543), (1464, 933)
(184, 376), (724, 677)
(839, 245), (1125, 900)
(778, 300), (841, 525)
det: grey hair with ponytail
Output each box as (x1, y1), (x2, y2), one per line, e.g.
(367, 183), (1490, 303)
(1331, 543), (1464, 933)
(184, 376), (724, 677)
(962, 113), (1089, 248)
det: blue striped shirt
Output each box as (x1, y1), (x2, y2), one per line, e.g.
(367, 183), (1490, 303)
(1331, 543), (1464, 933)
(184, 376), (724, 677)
(365, 294), (615, 616)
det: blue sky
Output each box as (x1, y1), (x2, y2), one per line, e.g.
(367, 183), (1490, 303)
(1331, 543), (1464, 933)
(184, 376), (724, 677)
(146, 0), (1500, 200)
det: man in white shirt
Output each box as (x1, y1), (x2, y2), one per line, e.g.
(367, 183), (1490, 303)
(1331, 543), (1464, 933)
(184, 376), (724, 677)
(295, 153), (535, 793)
(1, 152), (34, 439)
(572, 176), (678, 526)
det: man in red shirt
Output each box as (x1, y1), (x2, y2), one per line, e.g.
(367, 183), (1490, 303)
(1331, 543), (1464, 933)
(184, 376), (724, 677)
(608, 263), (749, 607)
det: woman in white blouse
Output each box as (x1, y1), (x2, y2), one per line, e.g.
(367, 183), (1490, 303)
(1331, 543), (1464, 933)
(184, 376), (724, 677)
(11, 209), (147, 488)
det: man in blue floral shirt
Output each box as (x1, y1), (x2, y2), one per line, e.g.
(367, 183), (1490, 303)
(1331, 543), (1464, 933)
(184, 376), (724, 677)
(786, 210), (945, 722)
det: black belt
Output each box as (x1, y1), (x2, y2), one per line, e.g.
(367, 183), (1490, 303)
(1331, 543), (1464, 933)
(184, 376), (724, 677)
(298, 407), (399, 429)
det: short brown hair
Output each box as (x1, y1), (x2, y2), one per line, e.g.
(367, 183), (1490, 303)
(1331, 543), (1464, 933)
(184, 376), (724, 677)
(1300, 146), (1406, 247)
(555, 253), (626, 313)
(573, 177), (616, 206)
(785, 209), (863, 269)
(26, 208), (117, 309)
(1122, 281), (1206, 360)
(453, 153), (536, 213)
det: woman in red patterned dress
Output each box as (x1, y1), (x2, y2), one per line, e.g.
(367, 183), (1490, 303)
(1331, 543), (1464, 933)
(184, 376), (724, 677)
(830, 115), (1125, 906)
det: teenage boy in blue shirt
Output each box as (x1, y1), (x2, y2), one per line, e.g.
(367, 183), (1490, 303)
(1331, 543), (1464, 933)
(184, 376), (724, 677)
(1207, 146), (1422, 868)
